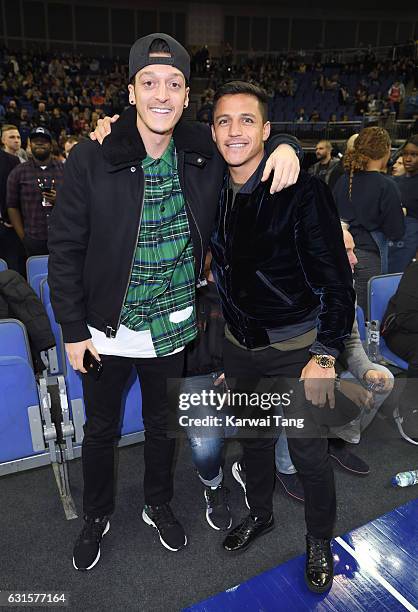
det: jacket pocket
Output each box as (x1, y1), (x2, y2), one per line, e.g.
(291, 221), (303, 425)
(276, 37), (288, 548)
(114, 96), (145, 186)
(256, 270), (293, 305)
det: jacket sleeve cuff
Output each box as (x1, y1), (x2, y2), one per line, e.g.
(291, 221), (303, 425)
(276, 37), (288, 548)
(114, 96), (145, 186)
(309, 340), (340, 360)
(266, 134), (304, 161)
(61, 320), (91, 344)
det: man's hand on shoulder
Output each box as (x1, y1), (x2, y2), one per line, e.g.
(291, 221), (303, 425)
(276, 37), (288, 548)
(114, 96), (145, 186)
(261, 144), (300, 194)
(89, 114), (119, 145)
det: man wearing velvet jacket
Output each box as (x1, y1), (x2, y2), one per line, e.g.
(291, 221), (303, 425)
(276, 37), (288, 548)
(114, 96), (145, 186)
(210, 81), (355, 593)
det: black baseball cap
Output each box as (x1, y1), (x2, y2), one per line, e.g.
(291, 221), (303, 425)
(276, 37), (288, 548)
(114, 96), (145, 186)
(129, 33), (190, 82)
(30, 126), (52, 142)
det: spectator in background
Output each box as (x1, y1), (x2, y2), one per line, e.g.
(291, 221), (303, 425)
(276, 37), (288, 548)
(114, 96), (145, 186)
(388, 80), (405, 118)
(63, 136), (79, 160)
(382, 260), (418, 442)
(5, 100), (20, 127)
(295, 107), (307, 122)
(0, 146), (24, 273)
(50, 107), (68, 141)
(1, 124), (27, 163)
(333, 127), (405, 311)
(404, 88), (418, 119)
(309, 109), (321, 122)
(391, 156), (406, 177)
(308, 140), (340, 185)
(32, 102), (50, 129)
(7, 127), (64, 257)
(389, 135), (418, 272)
(91, 89), (105, 108)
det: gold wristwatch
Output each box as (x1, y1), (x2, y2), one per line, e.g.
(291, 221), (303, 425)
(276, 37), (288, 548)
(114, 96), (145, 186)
(312, 354), (336, 368)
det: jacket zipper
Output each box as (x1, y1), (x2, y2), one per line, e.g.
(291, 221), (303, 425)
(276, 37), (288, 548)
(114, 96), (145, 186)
(113, 172), (145, 335)
(256, 270), (293, 305)
(186, 199), (206, 287)
(178, 153), (206, 287)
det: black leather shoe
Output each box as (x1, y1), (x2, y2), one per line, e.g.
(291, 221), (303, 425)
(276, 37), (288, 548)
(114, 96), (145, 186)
(223, 514), (274, 552)
(305, 534), (334, 593)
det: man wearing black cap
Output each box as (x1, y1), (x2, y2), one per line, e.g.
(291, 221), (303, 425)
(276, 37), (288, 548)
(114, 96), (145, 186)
(7, 127), (63, 257)
(48, 33), (302, 571)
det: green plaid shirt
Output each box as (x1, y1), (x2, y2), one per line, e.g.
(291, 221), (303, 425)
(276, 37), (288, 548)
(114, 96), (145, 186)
(120, 139), (197, 356)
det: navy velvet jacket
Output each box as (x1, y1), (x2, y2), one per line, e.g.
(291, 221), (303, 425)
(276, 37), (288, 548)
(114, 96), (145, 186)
(211, 167), (356, 358)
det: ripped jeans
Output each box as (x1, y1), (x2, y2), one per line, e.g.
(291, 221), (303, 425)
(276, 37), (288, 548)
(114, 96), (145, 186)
(180, 373), (229, 487)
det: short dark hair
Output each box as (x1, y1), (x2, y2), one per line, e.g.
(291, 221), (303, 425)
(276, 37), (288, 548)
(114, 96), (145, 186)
(404, 134), (418, 148)
(149, 38), (171, 54)
(213, 81), (269, 123)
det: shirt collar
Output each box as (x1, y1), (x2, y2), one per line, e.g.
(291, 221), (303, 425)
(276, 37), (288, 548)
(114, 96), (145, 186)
(142, 138), (175, 170)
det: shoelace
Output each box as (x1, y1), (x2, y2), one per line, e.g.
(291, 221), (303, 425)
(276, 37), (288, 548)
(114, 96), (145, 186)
(307, 537), (330, 570)
(79, 518), (106, 543)
(232, 514), (260, 537)
(150, 504), (178, 529)
(206, 485), (229, 508)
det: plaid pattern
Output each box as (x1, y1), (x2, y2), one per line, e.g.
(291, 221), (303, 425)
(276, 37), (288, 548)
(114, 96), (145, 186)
(121, 139), (197, 356)
(6, 159), (64, 240)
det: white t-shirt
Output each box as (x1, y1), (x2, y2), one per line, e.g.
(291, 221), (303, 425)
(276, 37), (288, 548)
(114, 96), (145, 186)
(88, 324), (184, 358)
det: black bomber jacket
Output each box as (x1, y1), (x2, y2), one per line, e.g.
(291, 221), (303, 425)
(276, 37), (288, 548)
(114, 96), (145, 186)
(211, 164), (356, 357)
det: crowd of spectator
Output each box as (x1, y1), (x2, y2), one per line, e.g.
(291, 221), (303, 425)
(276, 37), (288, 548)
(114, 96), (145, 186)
(195, 45), (417, 125)
(0, 49), (130, 157)
(0, 43), (417, 159)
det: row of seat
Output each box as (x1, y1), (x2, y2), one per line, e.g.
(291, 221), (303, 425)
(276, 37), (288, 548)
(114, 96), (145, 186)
(0, 255), (144, 518)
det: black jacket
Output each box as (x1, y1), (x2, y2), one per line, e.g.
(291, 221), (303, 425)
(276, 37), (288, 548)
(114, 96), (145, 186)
(0, 270), (56, 369)
(211, 167), (356, 357)
(382, 261), (418, 336)
(48, 106), (302, 343)
(0, 149), (20, 223)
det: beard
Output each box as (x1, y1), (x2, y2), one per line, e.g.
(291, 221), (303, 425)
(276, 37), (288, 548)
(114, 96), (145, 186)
(33, 148), (50, 162)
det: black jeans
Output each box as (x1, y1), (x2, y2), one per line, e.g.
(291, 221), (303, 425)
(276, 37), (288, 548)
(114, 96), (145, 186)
(223, 339), (336, 539)
(23, 235), (48, 257)
(81, 350), (184, 518)
(0, 226), (26, 275)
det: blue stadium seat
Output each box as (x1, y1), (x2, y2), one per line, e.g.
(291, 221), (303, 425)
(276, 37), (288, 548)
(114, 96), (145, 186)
(367, 274), (408, 370)
(0, 320), (44, 466)
(26, 255), (48, 297)
(40, 279), (65, 375)
(0, 258), (8, 272)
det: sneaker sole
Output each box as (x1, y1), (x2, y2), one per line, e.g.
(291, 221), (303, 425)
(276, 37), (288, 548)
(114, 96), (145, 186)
(223, 521), (275, 554)
(142, 509), (187, 552)
(275, 473), (305, 503)
(231, 463), (249, 510)
(72, 521), (110, 571)
(205, 508), (233, 531)
(329, 453), (370, 475)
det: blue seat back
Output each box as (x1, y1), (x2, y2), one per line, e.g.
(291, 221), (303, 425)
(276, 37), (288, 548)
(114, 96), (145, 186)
(0, 319), (32, 362)
(0, 258), (8, 272)
(26, 256), (48, 296)
(368, 274), (408, 369)
(0, 356), (42, 462)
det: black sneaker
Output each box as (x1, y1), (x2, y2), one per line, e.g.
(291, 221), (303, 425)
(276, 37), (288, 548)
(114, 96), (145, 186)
(142, 504), (187, 552)
(223, 513), (274, 552)
(275, 472), (305, 503)
(72, 516), (110, 571)
(204, 483), (232, 531)
(305, 534), (334, 593)
(231, 461), (249, 509)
